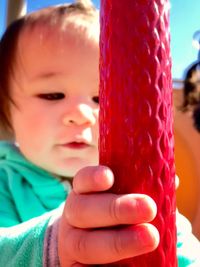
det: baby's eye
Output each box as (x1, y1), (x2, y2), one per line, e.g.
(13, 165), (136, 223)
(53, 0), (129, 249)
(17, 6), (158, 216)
(92, 96), (99, 104)
(37, 93), (65, 100)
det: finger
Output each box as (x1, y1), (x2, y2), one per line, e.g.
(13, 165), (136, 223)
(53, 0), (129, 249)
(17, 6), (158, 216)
(65, 193), (157, 228)
(65, 224), (159, 264)
(73, 165), (114, 193)
(71, 264), (85, 267)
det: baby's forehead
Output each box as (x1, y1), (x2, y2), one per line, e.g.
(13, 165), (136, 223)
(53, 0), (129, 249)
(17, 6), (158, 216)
(13, 22), (99, 79)
(18, 21), (99, 52)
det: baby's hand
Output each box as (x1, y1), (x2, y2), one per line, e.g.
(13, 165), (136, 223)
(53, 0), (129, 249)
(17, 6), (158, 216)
(58, 166), (159, 266)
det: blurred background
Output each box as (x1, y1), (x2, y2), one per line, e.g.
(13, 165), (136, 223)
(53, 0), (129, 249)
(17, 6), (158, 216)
(0, 0), (200, 238)
(1, 0), (200, 81)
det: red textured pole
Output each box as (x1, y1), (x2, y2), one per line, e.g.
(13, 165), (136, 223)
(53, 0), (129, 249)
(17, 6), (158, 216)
(99, 1), (177, 266)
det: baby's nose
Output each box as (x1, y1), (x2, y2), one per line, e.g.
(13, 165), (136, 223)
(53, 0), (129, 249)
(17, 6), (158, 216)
(62, 104), (96, 126)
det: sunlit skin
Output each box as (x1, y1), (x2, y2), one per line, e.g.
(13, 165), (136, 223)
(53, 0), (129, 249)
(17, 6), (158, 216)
(10, 26), (99, 178)
(9, 24), (159, 265)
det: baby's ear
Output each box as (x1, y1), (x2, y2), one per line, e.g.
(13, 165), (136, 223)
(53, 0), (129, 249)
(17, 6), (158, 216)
(192, 104), (200, 132)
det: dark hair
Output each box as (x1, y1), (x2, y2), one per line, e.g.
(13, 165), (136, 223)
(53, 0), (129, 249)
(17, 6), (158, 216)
(193, 104), (200, 132)
(181, 61), (200, 112)
(180, 61), (200, 133)
(0, 1), (98, 132)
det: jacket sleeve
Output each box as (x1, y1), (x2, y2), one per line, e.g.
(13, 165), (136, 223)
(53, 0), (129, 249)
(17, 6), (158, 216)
(43, 215), (61, 267)
(0, 212), (52, 267)
(0, 170), (63, 267)
(177, 212), (200, 267)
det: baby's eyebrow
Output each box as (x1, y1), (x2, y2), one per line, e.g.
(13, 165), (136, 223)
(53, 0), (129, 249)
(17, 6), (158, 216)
(30, 71), (63, 81)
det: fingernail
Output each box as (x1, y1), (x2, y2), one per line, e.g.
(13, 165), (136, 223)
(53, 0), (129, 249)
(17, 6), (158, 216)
(94, 166), (114, 187)
(136, 196), (157, 222)
(137, 224), (160, 249)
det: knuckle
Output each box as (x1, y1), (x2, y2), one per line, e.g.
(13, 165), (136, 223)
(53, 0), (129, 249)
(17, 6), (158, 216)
(73, 232), (88, 259)
(65, 192), (82, 226)
(109, 196), (121, 222)
(65, 229), (88, 262)
(112, 232), (123, 256)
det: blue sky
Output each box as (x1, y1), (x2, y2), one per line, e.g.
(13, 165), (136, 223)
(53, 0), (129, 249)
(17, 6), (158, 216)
(0, 0), (199, 80)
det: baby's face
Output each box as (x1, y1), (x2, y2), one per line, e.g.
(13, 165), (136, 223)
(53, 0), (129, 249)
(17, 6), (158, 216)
(10, 26), (99, 177)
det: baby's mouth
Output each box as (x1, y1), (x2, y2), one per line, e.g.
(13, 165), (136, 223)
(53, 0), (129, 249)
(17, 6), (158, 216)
(63, 142), (91, 149)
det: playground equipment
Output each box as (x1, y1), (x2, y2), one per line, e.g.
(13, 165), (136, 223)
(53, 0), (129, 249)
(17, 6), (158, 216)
(6, 0), (26, 26)
(99, 1), (176, 266)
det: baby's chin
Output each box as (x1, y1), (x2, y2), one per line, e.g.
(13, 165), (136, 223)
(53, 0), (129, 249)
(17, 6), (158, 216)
(28, 153), (99, 179)
(48, 159), (98, 178)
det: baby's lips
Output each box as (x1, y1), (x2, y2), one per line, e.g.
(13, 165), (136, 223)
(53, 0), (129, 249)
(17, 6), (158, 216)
(61, 141), (91, 149)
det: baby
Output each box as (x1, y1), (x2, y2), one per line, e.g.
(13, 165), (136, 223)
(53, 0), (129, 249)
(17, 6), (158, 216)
(0, 1), (199, 266)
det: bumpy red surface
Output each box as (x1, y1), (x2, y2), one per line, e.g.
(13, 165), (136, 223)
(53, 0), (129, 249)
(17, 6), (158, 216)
(99, 1), (177, 266)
